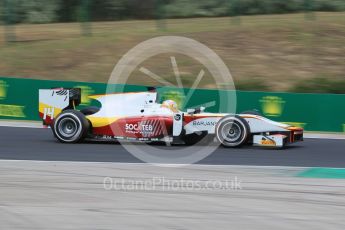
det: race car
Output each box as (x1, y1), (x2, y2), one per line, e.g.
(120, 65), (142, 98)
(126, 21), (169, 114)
(38, 88), (303, 148)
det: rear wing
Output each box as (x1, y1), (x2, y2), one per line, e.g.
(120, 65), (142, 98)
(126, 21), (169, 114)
(39, 88), (81, 125)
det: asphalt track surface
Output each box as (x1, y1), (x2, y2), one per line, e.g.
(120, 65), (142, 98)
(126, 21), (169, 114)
(3, 161), (345, 230)
(1, 126), (345, 167)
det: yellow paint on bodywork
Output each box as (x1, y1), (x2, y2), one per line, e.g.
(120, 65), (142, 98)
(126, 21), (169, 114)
(88, 95), (102, 100)
(38, 102), (62, 117)
(86, 116), (121, 128)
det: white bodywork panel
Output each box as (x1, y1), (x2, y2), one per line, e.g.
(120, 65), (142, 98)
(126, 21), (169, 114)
(253, 134), (287, 147)
(173, 112), (183, 136)
(242, 115), (290, 133)
(183, 114), (290, 135)
(39, 89), (70, 119)
(87, 92), (291, 135)
(39, 89), (69, 109)
(184, 117), (222, 135)
(89, 92), (173, 118)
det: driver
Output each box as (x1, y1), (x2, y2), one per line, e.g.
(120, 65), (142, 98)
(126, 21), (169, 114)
(161, 100), (179, 112)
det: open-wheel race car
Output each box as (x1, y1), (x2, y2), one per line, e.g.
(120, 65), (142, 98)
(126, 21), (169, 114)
(39, 88), (303, 148)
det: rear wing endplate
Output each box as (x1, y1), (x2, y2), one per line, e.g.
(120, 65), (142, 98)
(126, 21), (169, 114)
(39, 88), (81, 125)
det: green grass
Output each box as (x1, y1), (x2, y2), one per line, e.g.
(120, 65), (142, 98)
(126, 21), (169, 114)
(0, 12), (344, 92)
(291, 77), (345, 94)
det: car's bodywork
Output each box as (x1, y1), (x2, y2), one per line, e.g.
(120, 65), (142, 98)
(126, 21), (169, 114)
(39, 88), (303, 147)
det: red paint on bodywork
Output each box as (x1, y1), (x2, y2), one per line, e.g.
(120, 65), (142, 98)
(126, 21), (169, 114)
(39, 111), (54, 126)
(92, 115), (174, 138)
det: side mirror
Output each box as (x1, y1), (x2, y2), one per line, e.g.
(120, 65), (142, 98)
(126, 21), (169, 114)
(187, 107), (205, 114)
(187, 108), (195, 114)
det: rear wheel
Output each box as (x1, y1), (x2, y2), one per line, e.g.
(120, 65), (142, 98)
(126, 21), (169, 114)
(216, 115), (249, 147)
(53, 110), (90, 143)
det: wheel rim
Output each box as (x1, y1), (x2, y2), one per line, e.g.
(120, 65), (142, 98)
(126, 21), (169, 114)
(58, 118), (78, 138)
(221, 122), (242, 143)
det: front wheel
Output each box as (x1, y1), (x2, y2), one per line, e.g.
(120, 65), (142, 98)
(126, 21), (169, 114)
(215, 115), (250, 147)
(53, 110), (90, 143)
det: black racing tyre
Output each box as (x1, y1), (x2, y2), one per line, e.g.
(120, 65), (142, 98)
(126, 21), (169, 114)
(240, 110), (262, 116)
(215, 115), (250, 147)
(80, 106), (100, 116)
(53, 110), (90, 143)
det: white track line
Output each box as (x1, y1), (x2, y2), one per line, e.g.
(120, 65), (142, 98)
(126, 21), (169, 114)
(304, 133), (345, 140)
(0, 120), (44, 128)
(2, 159), (344, 170)
(1, 120), (345, 139)
(0, 159), (310, 170)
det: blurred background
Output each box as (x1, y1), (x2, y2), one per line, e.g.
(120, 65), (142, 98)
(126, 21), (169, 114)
(0, 0), (344, 93)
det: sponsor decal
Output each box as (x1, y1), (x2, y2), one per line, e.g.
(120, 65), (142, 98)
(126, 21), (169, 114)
(96, 135), (157, 142)
(102, 135), (115, 140)
(174, 114), (181, 121)
(125, 122), (154, 135)
(260, 139), (276, 146)
(55, 89), (68, 96)
(0, 80), (8, 100)
(138, 138), (150, 141)
(53, 89), (69, 102)
(0, 104), (25, 117)
(192, 120), (217, 126)
(260, 96), (285, 117)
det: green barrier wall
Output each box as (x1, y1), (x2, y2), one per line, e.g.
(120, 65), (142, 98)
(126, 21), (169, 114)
(1, 77), (344, 133)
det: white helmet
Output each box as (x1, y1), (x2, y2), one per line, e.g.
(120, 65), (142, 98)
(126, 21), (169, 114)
(161, 100), (178, 112)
